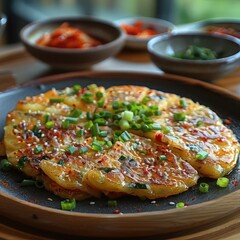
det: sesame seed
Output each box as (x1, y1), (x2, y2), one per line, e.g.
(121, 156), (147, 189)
(89, 201), (95, 205)
(169, 201), (175, 206)
(151, 200), (156, 204)
(47, 198), (53, 201)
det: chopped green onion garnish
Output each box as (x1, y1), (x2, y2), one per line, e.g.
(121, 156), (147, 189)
(199, 182), (209, 193)
(107, 200), (117, 207)
(87, 112), (93, 120)
(62, 120), (70, 129)
(180, 99), (188, 107)
(97, 98), (104, 108)
(87, 84), (97, 90)
(50, 98), (64, 103)
(66, 145), (77, 154)
(112, 101), (120, 110)
(119, 119), (130, 130)
(99, 131), (108, 138)
(43, 114), (50, 123)
(196, 150), (208, 160)
(20, 179), (36, 187)
(154, 110), (162, 116)
(92, 141), (103, 151)
(174, 112), (186, 121)
(65, 117), (78, 124)
(61, 198), (76, 211)
(81, 92), (94, 103)
(46, 121), (54, 129)
(118, 155), (127, 161)
(96, 91), (103, 99)
(119, 131), (131, 142)
(34, 146), (43, 154)
(84, 120), (93, 129)
(69, 108), (82, 118)
(0, 159), (12, 172)
(17, 156), (28, 170)
(162, 126), (170, 133)
(216, 177), (229, 188)
(100, 167), (115, 173)
(106, 141), (113, 147)
(149, 123), (161, 130)
(91, 123), (100, 136)
(141, 124), (150, 132)
(197, 120), (203, 127)
(176, 202), (185, 208)
(131, 123), (141, 130)
(159, 155), (166, 161)
(122, 110), (134, 122)
(129, 182), (148, 189)
(77, 129), (84, 137)
(93, 118), (106, 125)
(58, 159), (65, 165)
(73, 84), (81, 92)
(79, 146), (88, 154)
(32, 125), (42, 138)
(142, 97), (150, 103)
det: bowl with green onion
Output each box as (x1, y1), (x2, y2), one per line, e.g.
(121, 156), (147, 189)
(147, 32), (240, 81)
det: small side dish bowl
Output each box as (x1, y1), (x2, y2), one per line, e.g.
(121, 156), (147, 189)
(115, 17), (175, 50)
(147, 32), (240, 81)
(20, 16), (125, 69)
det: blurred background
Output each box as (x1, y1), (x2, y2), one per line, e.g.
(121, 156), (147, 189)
(0, 0), (240, 46)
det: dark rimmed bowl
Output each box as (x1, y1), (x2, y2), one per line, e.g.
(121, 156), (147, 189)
(147, 32), (240, 81)
(20, 16), (125, 70)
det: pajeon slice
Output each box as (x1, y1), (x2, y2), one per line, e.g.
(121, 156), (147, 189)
(16, 84), (105, 113)
(87, 134), (199, 199)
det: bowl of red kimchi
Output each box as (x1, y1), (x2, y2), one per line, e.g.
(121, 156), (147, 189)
(115, 17), (175, 50)
(20, 16), (125, 69)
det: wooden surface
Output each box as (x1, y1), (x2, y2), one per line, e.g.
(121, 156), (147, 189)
(0, 45), (240, 240)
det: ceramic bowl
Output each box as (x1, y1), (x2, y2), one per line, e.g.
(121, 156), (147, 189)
(147, 32), (240, 81)
(20, 16), (125, 69)
(115, 17), (175, 50)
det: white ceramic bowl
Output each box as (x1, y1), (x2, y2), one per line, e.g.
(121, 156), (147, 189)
(115, 17), (175, 50)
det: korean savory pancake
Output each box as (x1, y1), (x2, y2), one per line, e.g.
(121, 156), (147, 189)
(2, 83), (239, 201)
(87, 134), (199, 199)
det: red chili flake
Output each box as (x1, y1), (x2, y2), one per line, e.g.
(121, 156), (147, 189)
(113, 209), (120, 214)
(217, 137), (225, 142)
(202, 136), (208, 142)
(224, 119), (232, 125)
(184, 203), (190, 206)
(72, 104), (77, 108)
(183, 124), (190, 129)
(234, 180), (239, 187)
(155, 133), (162, 142)
(54, 132), (61, 137)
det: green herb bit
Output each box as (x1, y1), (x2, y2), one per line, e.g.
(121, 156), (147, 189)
(46, 121), (54, 129)
(62, 120), (70, 129)
(199, 182), (209, 193)
(142, 97), (150, 104)
(119, 131), (131, 142)
(107, 200), (117, 207)
(97, 98), (104, 108)
(20, 179), (36, 187)
(149, 123), (161, 130)
(91, 123), (100, 136)
(112, 101), (121, 110)
(17, 156), (28, 170)
(92, 141), (103, 151)
(43, 114), (50, 123)
(87, 84), (97, 90)
(49, 98), (64, 103)
(77, 129), (84, 137)
(174, 112), (186, 121)
(176, 202), (185, 208)
(81, 92), (94, 103)
(118, 155), (127, 161)
(162, 126), (170, 134)
(69, 108), (82, 118)
(84, 120), (93, 129)
(100, 167), (115, 173)
(79, 146), (88, 154)
(119, 119), (130, 130)
(196, 150), (208, 160)
(65, 117), (78, 124)
(34, 146), (43, 154)
(129, 182), (148, 189)
(32, 125), (42, 138)
(197, 120), (203, 127)
(122, 110), (134, 122)
(154, 110), (162, 116)
(93, 118), (106, 126)
(216, 177), (229, 188)
(58, 159), (65, 165)
(66, 145), (77, 154)
(99, 131), (108, 138)
(96, 91), (103, 99)
(61, 198), (76, 211)
(106, 140), (113, 147)
(131, 123), (141, 130)
(141, 124), (151, 132)
(73, 84), (81, 92)
(0, 159), (12, 172)
(158, 155), (166, 161)
(180, 99), (188, 108)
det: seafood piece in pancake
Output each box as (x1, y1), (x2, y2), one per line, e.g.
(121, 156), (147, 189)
(87, 134), (199, 199)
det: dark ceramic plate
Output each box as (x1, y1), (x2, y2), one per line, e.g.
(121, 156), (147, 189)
(0, 71), (239, 238)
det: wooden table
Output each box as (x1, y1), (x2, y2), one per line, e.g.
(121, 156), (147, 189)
(0, 45), (240, 240)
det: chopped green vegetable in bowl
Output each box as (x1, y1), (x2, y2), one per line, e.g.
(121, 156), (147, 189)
(173, 45), (217, 60)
